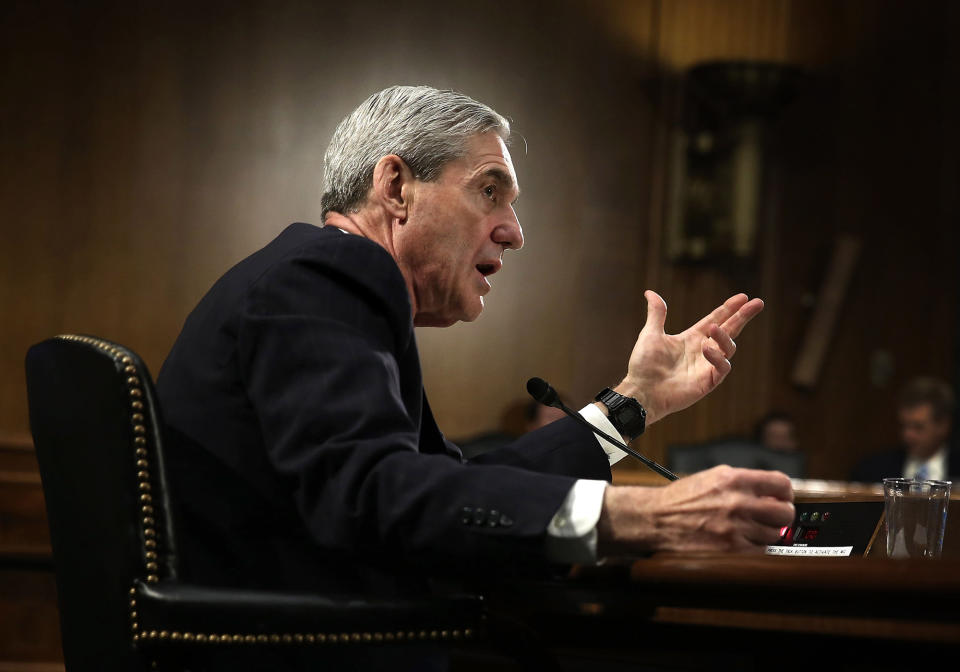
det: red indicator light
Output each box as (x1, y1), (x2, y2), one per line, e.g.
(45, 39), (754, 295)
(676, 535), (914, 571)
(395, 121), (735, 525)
(780, 526), (790, 538)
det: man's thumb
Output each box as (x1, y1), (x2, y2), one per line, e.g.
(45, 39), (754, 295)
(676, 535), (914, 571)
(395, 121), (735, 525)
(643, 290), (667, 331)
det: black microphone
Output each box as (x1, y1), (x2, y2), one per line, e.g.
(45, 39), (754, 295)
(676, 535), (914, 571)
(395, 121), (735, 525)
(526, 377), (678, 482)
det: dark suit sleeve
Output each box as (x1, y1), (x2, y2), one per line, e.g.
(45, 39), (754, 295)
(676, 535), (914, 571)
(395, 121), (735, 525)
(467, 416), (614, 481)
(236, 238), (609, 572)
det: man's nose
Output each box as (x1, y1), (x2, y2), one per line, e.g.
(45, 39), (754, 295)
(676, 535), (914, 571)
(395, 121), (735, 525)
(494, 207), (524, 251)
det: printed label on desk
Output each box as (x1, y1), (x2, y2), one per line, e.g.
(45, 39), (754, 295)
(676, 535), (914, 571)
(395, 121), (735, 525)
(765, 545), (853, 557)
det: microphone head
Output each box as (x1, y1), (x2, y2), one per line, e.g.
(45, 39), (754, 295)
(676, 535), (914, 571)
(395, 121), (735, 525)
(526, 377), (559, 407)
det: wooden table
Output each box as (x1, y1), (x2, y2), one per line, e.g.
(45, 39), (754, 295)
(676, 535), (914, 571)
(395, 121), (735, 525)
(479, 485), (960, 671)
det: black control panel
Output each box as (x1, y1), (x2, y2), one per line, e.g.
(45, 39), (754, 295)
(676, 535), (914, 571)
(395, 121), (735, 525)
(766, 500), (884, 557)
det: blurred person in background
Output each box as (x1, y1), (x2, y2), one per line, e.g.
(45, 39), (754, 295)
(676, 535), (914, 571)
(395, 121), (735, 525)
(850, 376), (959, 483)
(668, 410), (805, 478)
(458, 396), (568, 459)
(755, 411), (799, 454)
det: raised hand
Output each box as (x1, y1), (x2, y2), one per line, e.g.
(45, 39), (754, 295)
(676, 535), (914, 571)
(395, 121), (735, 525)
(615, 291), (764, 425)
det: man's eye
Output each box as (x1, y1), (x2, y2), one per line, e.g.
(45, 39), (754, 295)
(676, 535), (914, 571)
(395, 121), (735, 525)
(483, 185), (496, 199)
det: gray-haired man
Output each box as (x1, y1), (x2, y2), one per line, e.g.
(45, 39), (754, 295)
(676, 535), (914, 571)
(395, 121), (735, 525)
(157, 84), (793, 615)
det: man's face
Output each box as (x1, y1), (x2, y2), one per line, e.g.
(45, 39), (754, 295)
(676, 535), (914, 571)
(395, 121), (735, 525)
(397, 132), (523, 327)
(898, 403), (951, 459)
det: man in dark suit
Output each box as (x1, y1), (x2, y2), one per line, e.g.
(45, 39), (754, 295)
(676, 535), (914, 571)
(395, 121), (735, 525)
(850, 376), (959, 483)
(156, 86), (794, 616)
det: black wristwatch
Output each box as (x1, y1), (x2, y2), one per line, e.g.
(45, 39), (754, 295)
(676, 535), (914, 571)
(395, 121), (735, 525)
(594, 388), (646, 441)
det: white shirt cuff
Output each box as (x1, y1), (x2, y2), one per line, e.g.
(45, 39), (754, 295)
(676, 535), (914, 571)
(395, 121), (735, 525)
(544, 478), (609, 565)
(578, 402), (628, 465)
(543, 403), (629, 564)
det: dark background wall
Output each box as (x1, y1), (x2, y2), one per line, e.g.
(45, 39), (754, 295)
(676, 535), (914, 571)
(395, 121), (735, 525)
(1, 0), (957, 485)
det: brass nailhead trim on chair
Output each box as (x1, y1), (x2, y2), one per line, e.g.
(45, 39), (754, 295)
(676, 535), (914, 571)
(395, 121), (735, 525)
(58, 336), (161, 588)
(126, 582), (477, 648)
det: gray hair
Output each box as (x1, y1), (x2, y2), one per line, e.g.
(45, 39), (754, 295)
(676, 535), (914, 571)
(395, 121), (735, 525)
(320, 85), (511, 217)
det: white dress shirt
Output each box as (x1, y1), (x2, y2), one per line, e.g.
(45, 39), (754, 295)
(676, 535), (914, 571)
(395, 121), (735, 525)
(903, 444), (949, 482)
(544, 403), (628, 564)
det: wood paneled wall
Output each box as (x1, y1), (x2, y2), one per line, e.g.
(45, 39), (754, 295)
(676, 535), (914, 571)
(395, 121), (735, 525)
(1, 0), (956, 484)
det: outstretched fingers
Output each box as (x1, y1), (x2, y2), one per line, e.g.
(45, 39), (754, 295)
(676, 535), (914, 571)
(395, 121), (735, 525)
(694, 294), (749, 332)
(699, 298), (763, 378)
(719, 297), (765, 340)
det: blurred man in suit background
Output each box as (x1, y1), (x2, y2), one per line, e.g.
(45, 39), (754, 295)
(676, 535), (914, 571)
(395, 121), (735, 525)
(850, 376), (959, 482)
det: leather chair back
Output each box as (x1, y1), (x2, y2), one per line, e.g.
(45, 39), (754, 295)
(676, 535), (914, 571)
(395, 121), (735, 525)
(26, 335), (176, 670)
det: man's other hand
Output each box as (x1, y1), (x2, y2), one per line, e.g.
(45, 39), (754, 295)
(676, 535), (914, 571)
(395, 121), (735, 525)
(597, 466), (795, 556)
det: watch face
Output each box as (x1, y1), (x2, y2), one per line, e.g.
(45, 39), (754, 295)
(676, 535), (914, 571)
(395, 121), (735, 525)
(620, 407), (642, 424)
(596, 388), (645, 436)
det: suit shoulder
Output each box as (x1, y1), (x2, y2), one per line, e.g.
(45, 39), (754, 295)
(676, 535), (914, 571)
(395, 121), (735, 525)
(245, 223), (408, 307)
(265, 222), (395, 271)
(244, 224), (413, 338)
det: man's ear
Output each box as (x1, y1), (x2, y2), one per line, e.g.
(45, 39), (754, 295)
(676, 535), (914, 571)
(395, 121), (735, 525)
(371, 154), (414, 221)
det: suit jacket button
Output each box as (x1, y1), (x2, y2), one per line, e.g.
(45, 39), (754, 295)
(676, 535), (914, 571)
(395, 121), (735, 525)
(499, 514), (514, 527)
